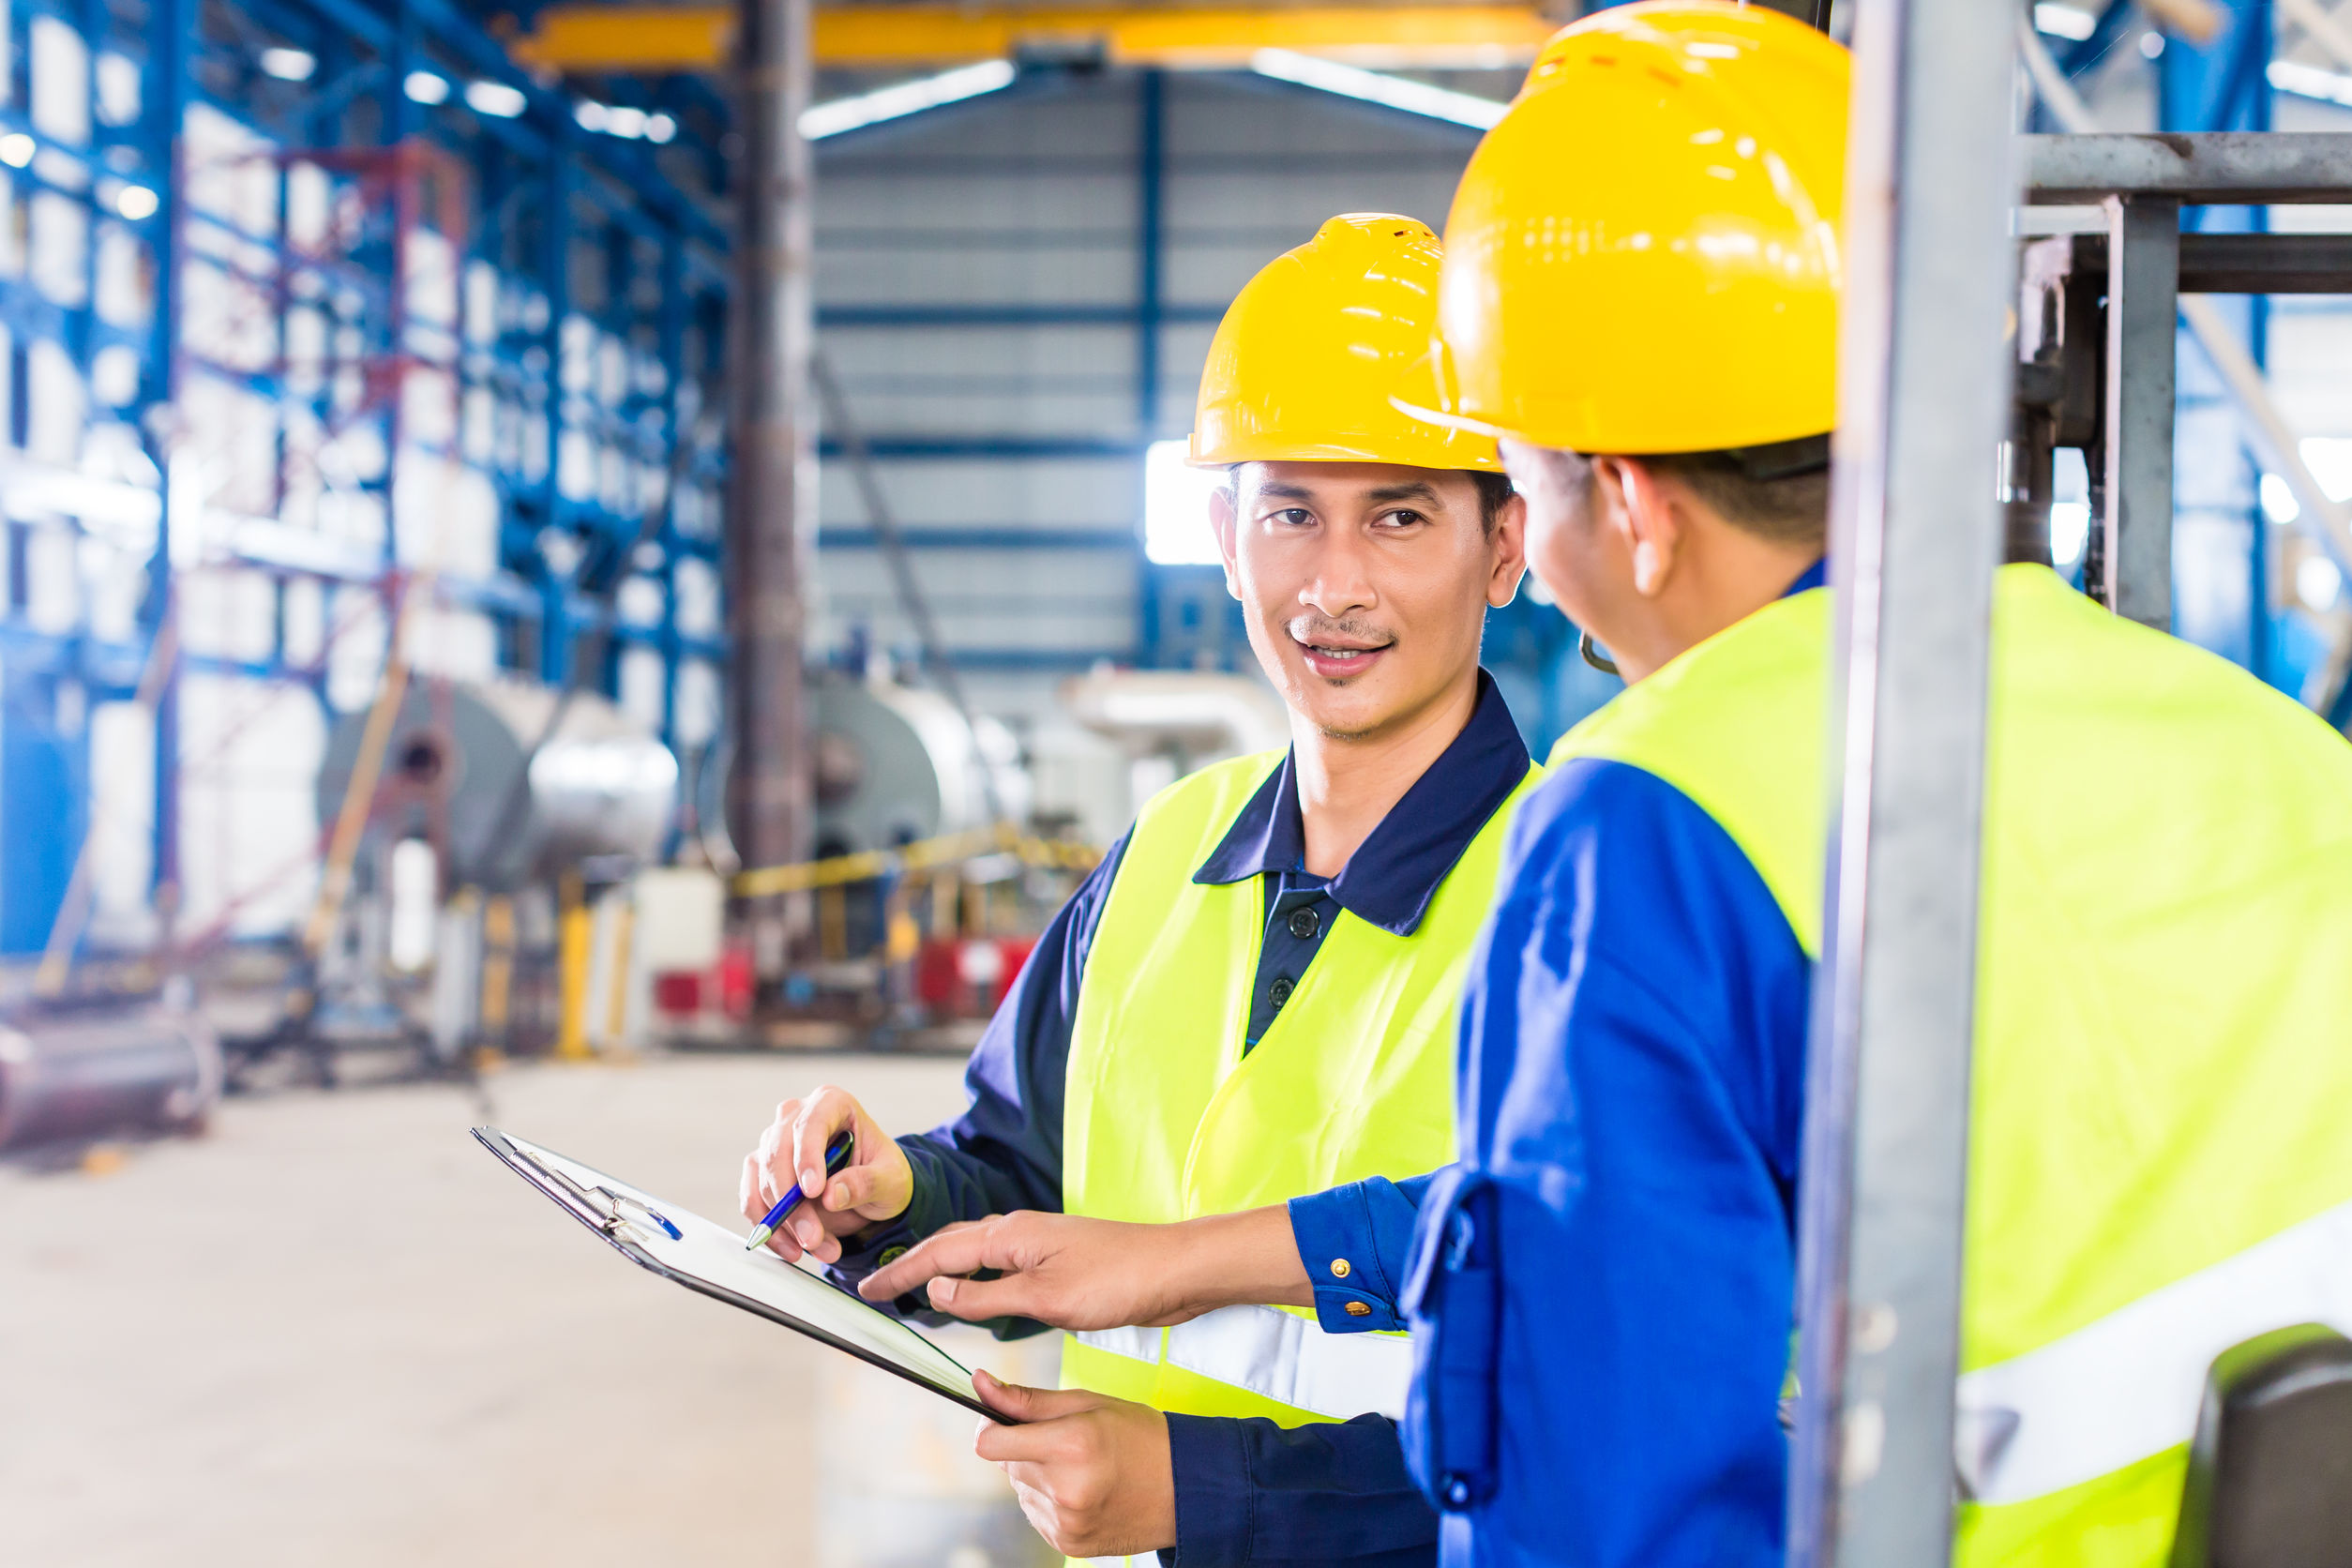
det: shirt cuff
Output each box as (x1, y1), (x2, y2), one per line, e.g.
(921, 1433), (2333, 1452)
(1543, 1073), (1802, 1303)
(1166, 1412), (1255, 1568)
(1288, 1180), (1414, 1333)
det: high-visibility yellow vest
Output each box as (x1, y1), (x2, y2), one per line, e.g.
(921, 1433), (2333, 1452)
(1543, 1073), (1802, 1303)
(1060, 747), (1542, 1430)
(1551, 563), (2352, 1565)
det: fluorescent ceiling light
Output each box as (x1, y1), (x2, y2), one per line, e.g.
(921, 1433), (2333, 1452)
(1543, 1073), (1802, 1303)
(645, 112), (677, 144)
(2033, 5), (2099, 41)
(2299, 552), (2343, 612)
(260, 46), (316, 82)
(0, 132), (35, 168)
(1250, 49), (1506, 130)
(2270, 58), (2352, 108)
(404, 70), (451, 106)
(2260, 437), (2352, 524)
(114, 184), (158, 219)
(465, 80), (528, 119)
(799, 60), (1018, 140)
(607, 105), (648, 138)
(1143, 438), (1229, 567)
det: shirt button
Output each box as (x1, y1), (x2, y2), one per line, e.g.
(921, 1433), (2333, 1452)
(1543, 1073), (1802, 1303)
(1344, 1301), (1372, 1317)
(1330, 1259), (1352, 1279)
(878, 1246), (908, 1266)
(1288, 906), (1320, 941)
(1269, 975), (1294, 1007)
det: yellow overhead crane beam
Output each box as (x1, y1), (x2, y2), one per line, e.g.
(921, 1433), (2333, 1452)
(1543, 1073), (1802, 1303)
(512, 5), (1557, 74)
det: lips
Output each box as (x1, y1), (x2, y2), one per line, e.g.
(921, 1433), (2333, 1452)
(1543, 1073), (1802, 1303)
(1295, 635), (1393, 680)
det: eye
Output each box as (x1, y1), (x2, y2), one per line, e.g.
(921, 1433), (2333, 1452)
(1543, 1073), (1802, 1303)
(1376, 508), (1428, 529)
(1266, 507), (1315, 527)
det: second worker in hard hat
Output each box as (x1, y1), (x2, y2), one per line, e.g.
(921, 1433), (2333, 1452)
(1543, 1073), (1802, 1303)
(857, 6), (2352, 1565)
(735, 213), (1542, 1564)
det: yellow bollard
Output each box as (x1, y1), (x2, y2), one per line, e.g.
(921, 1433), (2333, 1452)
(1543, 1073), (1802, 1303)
(556, 874), (593, 1062)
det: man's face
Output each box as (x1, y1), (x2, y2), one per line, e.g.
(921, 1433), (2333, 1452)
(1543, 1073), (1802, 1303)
(1500, 438), (1624, 647)
(1210, 460), (1522, 743)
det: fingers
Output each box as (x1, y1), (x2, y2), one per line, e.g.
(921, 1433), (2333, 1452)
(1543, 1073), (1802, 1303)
(789, 1089), (861, 1195)
(926, 1273), (1040, 1322)
(750, 1099), (805, 1209)
(858, 1218), (1007, 1302)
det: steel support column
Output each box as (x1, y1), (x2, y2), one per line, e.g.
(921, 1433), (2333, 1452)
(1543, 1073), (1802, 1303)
(1789, 0), (2016, 1560)
(728, 0), (818, 965)
(2100, 196), (2181, 629)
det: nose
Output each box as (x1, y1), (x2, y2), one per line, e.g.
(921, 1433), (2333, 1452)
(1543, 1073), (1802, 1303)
(1296, 529), (1380, 620)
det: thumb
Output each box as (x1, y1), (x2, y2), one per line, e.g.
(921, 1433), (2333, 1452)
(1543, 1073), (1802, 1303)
(973, 1367), (1101, 1425)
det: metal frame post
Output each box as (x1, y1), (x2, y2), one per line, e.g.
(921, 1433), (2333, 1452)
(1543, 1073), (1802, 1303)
(2100, 196), (2181, 629)
(728, 0), (817, 966)
(1790, 0), (2017, 1560)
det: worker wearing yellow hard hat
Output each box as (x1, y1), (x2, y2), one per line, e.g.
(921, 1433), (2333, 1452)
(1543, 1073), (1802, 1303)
(738, 213), (1542, 1564)
(821, 5), (2352, 1564)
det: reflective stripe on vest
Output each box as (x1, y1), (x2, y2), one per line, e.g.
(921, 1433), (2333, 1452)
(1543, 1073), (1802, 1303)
(1956, 1193), (2352, 1507)
(1061, 747), (1540, 1427)
(1076, 1307), (1417, 1422)
(1552, 565), (2352, 1563)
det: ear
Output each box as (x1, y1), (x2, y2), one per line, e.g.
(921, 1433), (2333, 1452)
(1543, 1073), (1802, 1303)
(1485, 490), (1529, 609)
(1595, 457), (1681, 598)
(1208, 479), (1244, 600)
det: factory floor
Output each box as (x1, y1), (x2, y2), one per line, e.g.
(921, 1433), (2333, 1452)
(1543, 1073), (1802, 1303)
(2, 1050), (1060, 1568)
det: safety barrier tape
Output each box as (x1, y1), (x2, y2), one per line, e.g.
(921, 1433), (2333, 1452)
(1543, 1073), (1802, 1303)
(731, 822), (1103, 897)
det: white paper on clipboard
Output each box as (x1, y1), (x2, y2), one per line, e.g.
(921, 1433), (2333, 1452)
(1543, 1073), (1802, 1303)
(474, 1126), (1006, 1421)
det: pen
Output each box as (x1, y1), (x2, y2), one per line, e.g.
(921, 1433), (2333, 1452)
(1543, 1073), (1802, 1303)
(746, 1131), (856, 1252)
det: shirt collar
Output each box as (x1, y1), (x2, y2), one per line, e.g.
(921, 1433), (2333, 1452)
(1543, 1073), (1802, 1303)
(1787, 557), (1828, 596)
(1192, 669), (1532, 937)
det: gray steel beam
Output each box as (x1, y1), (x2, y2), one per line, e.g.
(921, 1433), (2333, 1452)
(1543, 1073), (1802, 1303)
(2178, 233), (2352, 294)
(2099, 197), (2180, 631)
(1790, 0), (2015, 1562)
(727, 0), (818, 951)
(2045, 231), (2352, 294)
(2024, 132), (2352, 204)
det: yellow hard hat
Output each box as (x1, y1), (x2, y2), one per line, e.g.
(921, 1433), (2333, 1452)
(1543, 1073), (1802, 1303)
(1413, 1), (1848, 455)
(1191, 213), (1500, 471)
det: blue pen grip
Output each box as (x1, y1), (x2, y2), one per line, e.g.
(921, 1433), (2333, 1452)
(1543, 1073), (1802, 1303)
(758, 1131), (856, 1229)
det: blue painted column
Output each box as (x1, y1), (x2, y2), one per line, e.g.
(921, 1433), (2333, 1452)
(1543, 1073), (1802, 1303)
(1134, 68), (1166, 668)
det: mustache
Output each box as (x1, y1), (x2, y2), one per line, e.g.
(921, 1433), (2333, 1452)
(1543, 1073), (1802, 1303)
(1285, 616), (1395, 648)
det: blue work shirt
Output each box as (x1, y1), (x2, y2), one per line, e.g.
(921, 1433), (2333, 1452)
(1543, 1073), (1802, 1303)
(833, 670), (1532, 1568)
(1289, 563), (1823, 1567)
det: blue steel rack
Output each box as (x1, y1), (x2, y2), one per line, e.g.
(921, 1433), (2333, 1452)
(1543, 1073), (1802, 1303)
(0, 0), (729, 957)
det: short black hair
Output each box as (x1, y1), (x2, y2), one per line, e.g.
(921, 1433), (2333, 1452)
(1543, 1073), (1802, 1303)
(1636, 451), (1828, 550)
(1467, 470), (1515, 535)
(1224, 466), (1516, 535)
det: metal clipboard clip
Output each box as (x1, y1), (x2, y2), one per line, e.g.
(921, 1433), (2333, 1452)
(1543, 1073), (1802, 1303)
(497, 1135), (683, 1245)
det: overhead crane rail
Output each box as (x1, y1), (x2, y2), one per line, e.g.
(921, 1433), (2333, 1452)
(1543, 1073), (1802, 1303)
(512, 3), (1556, 73)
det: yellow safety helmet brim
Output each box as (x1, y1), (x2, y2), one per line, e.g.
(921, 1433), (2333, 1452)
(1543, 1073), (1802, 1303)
(1418, 1), (1849, 456)
(1190, 213), (1502, 473)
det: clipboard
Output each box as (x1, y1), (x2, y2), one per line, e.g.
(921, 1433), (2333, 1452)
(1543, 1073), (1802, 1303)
(474, 1126), (1010, 1422)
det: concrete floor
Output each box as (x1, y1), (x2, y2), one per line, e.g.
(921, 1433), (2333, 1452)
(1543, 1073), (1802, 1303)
(1, 1051), (1060, 1568)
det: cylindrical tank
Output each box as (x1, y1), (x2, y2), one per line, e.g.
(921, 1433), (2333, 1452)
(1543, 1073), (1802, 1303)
(0, 1004), (222, 1151)
(812, 673), (1013, 858)
(315, 681), (679, 890)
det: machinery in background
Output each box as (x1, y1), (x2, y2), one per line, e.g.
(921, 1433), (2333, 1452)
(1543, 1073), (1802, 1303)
(653, 669), (1073, 1051)
(810, 669), (1026, 858)
(213, 679), (682, 1085)
(1060, 665), (1290, 807)
(0, 1001), (223, 1154)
